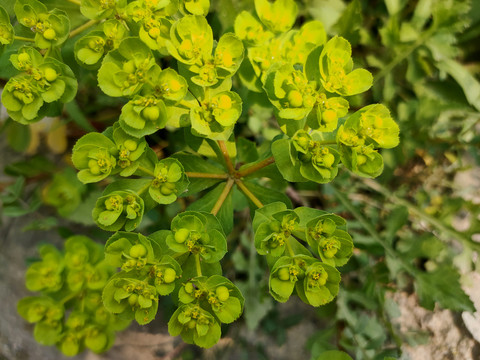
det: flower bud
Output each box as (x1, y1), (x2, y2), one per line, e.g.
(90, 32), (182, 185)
(287, 90), (303, 108)
(163, 268), (176, 283)
(142, 106), (160, 121)
(123, 139), (138, 152)
(174, 228), (190, 243)
(216, 286), (229, 301)
(43, 28), (56, 40)
(43, 68), (58, 82)
(129, 244), (147, 258)
(277, 267), (290, 281)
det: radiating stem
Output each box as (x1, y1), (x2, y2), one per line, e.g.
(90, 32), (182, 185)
(14, 36), (35, 43)
(286, 237), (295, 257)
(137, 166), (155, 177)
(237, 156), (275, 178)
(66, 0), (81, 5)
(218, 140), (236, 175)
(195, 254), (202, 277)
(69, 19), (100, 38)
(185, 172), (228, 179)
(210, 178), (234, 216)
(235, 179), (264, 209)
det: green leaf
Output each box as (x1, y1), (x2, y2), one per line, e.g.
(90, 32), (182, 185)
(415, 266), (474, 312)
(172, 152), (225, 196)
(187, 182), (233, 234)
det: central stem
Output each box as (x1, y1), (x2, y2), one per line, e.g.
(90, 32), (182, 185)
(195, 254), (202, 277)
(218, 140), (235, 175)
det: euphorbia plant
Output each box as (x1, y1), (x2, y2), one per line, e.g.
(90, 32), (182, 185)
(7, 0), (400, 355)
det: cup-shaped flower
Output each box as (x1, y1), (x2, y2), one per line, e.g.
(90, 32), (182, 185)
(0, 6), (14, 51)
(319, 36), (373, 96)
(269, 256), (307, 302)
(283, 21), (326, 66)
(344, 104), (400, 149)
(64, 235), (103, 271)
(75, 35), (107, 66)
(264, 64), (316, 120)
(298, 262), (340, 306)
(254, 210), (299, 257)
(93, 190), (145, 231)
(291, 130), (341, 183)
(203, 275), (244, 324)
(166, 15), (213, 65)
(98, 38), (157, 97)
(254, 0), (297, 33)
(337, 126), (385, 178)
(72, 133), (119, 183)
(310, 95), (349, 132)
(179, 0), (210, 16)
(112, 124), (147, 175)
(149, 158), (189, 204)
(75, 20), (127, 67)
(138, 15), (172, 53)
(104, 232), (160, 272)
(25, 245), (64, 292)
(214, 33), (244, 78)
(166, 211), (227, 263)
(234, 11), (273, 46)
(1, 76), (44, 124)
(190, 91), (242, 140)
(103, 275), (159, 325)
(15, 0), (70, 49)
(305, 215), (353, 267)
(120, 95), (168, 137)
(168, 303), (221, 348)
(17, 296), (64, 345)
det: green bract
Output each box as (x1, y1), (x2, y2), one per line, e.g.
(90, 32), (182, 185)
(319, 36), (373, 96)
(14, 0), (70, 49)
(75, 20), (128, 67)
(93, 190), (145, 231)
(254, 0), (297, 33)
(98, 37), (157, 97)
(149, 158), (189, 204)
(72, 132), (118, 183)
(80, 0), (127, 20)
(179, 0), (210, 16)
(269, 255), (306, 302)
(166, 211), (227, 262)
